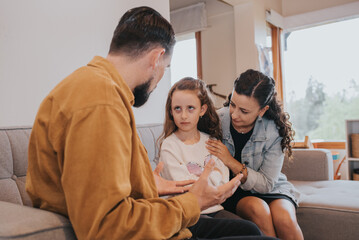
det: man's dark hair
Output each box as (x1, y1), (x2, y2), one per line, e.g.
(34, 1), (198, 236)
(109, 6), (175, 58)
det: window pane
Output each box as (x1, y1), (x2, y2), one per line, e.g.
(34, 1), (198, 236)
(265, 23), (273, 77)
(283, 17), (359, 141)
(257, 23), (273, 78)
(170, 33), (197, 85)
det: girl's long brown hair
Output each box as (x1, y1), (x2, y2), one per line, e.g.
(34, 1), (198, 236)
(157, 77), (222, 150)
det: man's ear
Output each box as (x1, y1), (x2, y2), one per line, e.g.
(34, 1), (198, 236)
(259, 105), (269, 117)
(200, 104), (208, 117)
(150, 48), (166, 69)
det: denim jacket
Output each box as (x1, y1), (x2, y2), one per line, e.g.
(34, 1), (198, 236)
(218, 107), (300, 206)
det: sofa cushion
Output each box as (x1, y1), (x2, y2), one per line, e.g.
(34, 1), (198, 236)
(0, 201), (76, 240)
(292, 180), (359, 240)
(136, 123), (164, 170)
(0, 127), (32, 206)
(283, 149), (334, 181)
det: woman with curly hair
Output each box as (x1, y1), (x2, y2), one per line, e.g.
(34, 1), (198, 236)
(206, 69), (303, 239)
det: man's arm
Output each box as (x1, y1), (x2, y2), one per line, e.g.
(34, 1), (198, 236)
(62, 105), (199, 239)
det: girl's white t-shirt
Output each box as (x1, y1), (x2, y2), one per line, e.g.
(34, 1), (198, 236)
(159, 131), (230, 214)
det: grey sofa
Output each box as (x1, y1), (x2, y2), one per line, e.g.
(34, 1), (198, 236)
(1, 124), (359, 240)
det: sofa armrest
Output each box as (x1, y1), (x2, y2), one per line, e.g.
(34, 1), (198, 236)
(282, 149), (334, 181)
(0, 201), (75, 239)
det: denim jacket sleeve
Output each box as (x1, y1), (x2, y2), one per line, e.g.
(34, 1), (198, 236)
(241, 131), (284, 193)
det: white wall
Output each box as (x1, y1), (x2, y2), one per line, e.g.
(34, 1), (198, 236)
(201, 0), (274, 108)
(201, 0), (237, 108)
(0, 0), (170, 127)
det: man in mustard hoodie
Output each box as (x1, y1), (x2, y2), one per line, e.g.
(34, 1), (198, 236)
(26, 6), (270, 240)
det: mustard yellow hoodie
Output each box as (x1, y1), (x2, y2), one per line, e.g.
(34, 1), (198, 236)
(26, 56), (200, 239)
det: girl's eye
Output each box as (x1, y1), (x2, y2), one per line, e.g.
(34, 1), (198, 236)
(188, 106), (195, 110)
(173, 106), (181, 112)
(241, 109), (248, 114)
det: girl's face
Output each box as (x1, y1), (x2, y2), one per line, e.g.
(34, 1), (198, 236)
(171, 90), (207, 133)
(229, 91), (268, 130)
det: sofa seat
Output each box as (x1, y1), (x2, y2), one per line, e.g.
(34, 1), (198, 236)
(0, 201), (75, 240)
(294, 180), (359, 210)
(292, 180), (359, 240)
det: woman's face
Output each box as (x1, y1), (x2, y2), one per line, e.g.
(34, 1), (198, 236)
(229, 91), (267, 130)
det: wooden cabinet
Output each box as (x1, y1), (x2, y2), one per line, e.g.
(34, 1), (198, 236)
(346, 120), (359, 180)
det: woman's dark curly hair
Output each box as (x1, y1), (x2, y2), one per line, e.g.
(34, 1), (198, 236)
(224, 69), (295, 158)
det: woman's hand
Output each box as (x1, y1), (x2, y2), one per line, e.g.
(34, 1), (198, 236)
(206, 139), (249, 184)
(206, 139), (232, 166)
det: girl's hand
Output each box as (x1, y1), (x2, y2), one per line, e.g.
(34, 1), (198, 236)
(206, 139), (232, 165)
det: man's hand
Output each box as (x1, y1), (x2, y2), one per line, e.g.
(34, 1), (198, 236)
(189, 159), (242, 211)
(154, 162), (195, 196)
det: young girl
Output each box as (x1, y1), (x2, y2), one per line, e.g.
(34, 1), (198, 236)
(158, 77), (232, 217)
(206, 69), (303, 239)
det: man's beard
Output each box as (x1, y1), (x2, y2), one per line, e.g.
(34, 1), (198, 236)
(132, 77), (153, 107)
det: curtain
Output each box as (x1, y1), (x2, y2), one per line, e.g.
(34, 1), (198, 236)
(271, 24), (284, 101)
(170, 2), (207, 35)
